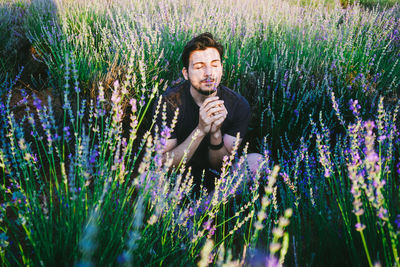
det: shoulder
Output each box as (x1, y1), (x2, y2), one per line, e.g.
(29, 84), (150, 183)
(161, 81), (189, 109)
(219, 85), (250, 111)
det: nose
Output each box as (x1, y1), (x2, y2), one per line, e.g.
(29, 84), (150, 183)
(204, 66), (213, 77)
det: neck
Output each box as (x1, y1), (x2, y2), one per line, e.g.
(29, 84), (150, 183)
(190, 85), (218, 106)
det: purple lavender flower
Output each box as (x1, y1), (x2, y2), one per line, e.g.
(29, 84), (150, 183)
(63, 126), (71, 139)
(265, 256), (279, 267)
(395, 214), (400, 229)
(117, 253), (128, 264)
(203, 219), (213, 231)
(188, 207), (195, 217)
(32, 95), (42, 110)
(281, 70), (289, 88)
(208, 225), (216, 237)
(161, 126), (171, 139)
(113, 80), (120, 89)
(139, 95), (145, 106)
(0, 103), (5, 116)
(355, 222), (366, 231)
(154, 154), (162, 166)
(248, 249), (279, 267)
(89, 147), (99, 164)
(377, 135), (386, 142)
(349, 99), (361, 117)
(366, 152), (379, 164)
(377, 210), (388, 221)
(130, 99), (137, 113)
(17, 89), (28, 106)
(160, 138), (166, 147)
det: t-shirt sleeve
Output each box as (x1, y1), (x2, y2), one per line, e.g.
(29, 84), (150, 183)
(152, 95), (178, 139)
(225, 97), (250, 139)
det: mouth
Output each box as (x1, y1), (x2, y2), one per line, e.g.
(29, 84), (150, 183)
(201, 79), (217, 88)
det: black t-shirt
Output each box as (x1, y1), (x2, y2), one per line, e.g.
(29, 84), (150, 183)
(153, 81), (250, 173)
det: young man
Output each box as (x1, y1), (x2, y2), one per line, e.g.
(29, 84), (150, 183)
(154, 32), (260, 191)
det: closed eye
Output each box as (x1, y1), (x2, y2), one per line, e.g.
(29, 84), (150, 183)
(211, 61), (221, 67)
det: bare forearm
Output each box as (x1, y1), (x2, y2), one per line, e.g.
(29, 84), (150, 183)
(164, 127), (205, 167)
(208, 131), (229, 169)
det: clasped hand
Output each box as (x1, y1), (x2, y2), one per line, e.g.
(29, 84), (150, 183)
(198, 96), (227, 135)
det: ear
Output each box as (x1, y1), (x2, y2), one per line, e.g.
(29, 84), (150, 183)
(182, 67), (188, 80)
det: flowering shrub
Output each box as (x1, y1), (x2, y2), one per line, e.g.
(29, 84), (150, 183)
(1, 59), (400, 266)
(0, 0), (399, 266)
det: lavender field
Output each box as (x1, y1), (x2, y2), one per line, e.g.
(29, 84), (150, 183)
(1, 0), (400, 266)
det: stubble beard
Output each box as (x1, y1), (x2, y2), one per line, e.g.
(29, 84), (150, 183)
(190, 80), (219, 96)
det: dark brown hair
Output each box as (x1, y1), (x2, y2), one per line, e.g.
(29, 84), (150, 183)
(181, 32), (224, 70)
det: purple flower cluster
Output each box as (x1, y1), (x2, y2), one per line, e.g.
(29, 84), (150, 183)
(349, 99), (361, 117)
(395, 215), (400, 229)
(160, 126), (171, 147)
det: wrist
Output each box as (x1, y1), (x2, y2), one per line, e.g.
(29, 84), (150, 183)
(210, 131), (222, 145)
(195, 126), (207, 138)
(209, 138), (224, 150)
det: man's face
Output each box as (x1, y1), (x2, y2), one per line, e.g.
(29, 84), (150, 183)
(182, 47), (223, 96)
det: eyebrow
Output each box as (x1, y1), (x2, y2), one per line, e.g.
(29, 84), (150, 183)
(192, 59), (221, 65)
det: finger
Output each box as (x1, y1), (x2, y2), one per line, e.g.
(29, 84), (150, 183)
(212, 117), (225, 128)
(200, 113), (213, 124)
(202, 96), (220, 107)
(203, 100), (224, 112)
(207, 106), (225, 117)
(210, 113), (226, 123)
(210, 103), (227, 116)
(206, 102), (225, 113)
(216, 107), (227, 117)
(222, 105), (227, 113)
(213, 108), (227, 117)
(214, 115), (224, 123)
(220, 106), (227, 115)
(202, 97), (222, 107)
